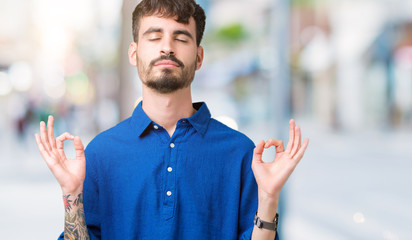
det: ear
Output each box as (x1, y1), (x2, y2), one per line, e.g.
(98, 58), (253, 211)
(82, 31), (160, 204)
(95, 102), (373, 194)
(128, 42), (138, 67)
(195, 46), (204, 70)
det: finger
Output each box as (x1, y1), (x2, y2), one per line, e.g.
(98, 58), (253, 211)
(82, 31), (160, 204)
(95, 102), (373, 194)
(47, 115), (57, 149)
(73, 136), (85, 161)
(36, 134), (67, 180)
(291, 125), (301, 156)
(56, 132), (74, 160)
(56, 132), (75, 148)
(285, 119), (295, 153)
(265, 139), (284, 153)
(293, 138), (309, 163)
(40, 121), (52, 151)
(35, 133), (52, 161)
(253, 140), (265, 164)
(36, 133), (61, 167)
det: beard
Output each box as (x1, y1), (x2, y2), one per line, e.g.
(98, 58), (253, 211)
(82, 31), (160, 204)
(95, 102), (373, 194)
(138, 55), (197, 94)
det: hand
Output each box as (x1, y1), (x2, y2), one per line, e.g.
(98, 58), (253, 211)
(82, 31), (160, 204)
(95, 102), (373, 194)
(34, 115), (86, 194)
(251, 119), (309, 202)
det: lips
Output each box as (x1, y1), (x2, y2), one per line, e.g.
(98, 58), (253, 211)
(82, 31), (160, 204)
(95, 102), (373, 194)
(154, 60), (180, 68)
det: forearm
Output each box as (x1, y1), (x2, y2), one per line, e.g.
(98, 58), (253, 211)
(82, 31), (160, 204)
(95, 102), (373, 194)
(251, 192), (278, 240)
(63, 191), (90, 240)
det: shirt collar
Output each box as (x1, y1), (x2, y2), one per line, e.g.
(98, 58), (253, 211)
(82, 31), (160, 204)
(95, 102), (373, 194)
(130, 101), (153, 137)
(187, 102), (211, 137)
(131, 101), (211, 137)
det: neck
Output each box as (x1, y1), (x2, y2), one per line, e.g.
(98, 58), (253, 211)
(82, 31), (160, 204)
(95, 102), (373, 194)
(141, 86), (195, 137)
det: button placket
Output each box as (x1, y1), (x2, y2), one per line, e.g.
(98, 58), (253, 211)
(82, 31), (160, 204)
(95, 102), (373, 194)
(162, 125), (186, 220)
(163, 139), (177, 220)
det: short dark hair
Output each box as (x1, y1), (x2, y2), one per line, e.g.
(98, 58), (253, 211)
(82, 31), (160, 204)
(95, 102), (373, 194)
(132, 0), (206, 46)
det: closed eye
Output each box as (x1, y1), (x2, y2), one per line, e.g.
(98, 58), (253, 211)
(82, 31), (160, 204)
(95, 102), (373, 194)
(149, 38), (161, 41)
(176, 38), (188, 43)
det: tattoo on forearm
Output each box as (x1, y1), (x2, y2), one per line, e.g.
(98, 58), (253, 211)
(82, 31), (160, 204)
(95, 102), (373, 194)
(63, 194), (73, 211)
(74, 193), (83, 206)
(63, 193), (90, 240)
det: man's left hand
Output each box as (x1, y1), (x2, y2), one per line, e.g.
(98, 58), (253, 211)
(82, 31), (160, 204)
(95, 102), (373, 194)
(251, 119), (309, 207)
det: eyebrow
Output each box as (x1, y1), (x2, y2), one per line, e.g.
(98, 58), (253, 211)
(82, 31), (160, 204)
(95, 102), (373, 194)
(142, 27), (194, 40)
(173, 30), (194, 40)
(143, 27), (163, 36)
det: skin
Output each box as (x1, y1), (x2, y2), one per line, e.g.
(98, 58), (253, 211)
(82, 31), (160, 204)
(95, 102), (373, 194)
(132, 16), (202, 95)
(35, 14), (309, 240)
(251, 119), (309, 239)
(35, 116), (89, 240)
(128, 15), (203, 136)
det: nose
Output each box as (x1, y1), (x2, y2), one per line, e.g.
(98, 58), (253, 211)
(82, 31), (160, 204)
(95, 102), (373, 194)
(160, 37), (175, 57)
(161, 51), (174, 58)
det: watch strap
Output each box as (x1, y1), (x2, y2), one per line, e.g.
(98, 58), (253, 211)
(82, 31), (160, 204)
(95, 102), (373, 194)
(254, 211), (279, 231)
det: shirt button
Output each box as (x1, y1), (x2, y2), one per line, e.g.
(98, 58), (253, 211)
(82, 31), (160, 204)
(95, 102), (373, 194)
(166, 191), (172, 196)
(153, 125), (159, 130)
(170, 143), (175, 148)
(167, 167), (173, 172)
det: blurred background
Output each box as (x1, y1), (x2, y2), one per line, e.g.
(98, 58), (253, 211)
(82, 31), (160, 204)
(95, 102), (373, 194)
(1, 0), (411, 239)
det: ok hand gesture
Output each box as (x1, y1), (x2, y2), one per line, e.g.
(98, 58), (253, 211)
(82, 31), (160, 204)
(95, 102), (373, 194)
(251, 119), (309, 201)
(34, 116), (86, 194)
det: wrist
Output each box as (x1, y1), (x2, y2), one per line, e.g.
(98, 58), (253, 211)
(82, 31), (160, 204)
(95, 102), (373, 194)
(62, 190), (84, 213)
(257, 191), (279, 222)
(61, 186), (83, 196)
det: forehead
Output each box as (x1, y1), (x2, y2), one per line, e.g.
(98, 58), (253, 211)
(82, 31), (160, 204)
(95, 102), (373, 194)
(138, 15), (196, 36)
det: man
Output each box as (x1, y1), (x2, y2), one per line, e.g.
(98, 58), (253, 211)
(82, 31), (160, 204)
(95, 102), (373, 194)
(35, 0), (309, 239)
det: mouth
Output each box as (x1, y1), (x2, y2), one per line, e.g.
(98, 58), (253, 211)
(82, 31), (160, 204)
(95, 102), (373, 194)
(154, 60), (180, 68)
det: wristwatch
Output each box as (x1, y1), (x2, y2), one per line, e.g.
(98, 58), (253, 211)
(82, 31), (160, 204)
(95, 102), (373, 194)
(254, 211), (279, 231)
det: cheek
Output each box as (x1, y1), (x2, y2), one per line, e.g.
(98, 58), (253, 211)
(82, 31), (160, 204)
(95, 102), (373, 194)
(185, 50), (198, 66)
(136, 53), (150, 69)
(136, 46), (151, 63)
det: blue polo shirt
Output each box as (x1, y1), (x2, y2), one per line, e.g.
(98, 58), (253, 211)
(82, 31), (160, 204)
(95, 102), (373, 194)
(59, 102), (268, 239)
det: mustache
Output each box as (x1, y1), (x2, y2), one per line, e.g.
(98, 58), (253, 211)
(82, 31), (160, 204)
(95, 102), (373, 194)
(150, 55), (185, 68)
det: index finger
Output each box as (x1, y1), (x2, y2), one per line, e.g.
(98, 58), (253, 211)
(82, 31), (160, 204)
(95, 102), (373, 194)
(265, 139), (284, 153)
(56, 132), (74, 161)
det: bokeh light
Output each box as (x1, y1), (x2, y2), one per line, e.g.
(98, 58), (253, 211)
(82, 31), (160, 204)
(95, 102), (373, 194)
(0, 71), (12, 96)
(9, 62), (33, 92)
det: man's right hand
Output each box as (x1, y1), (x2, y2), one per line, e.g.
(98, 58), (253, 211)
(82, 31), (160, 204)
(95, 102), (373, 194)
(35, 115), (86, 194)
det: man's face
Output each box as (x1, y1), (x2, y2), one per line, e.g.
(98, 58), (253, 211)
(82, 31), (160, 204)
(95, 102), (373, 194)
(129, 15), (204, 94)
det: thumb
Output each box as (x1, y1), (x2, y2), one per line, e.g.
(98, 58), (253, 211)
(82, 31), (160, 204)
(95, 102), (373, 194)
(73, 136), (85, 161)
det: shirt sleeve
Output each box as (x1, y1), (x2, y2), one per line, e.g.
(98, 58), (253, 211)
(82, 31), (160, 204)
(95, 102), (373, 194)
(83, 145), (102, 239)
(238, 145), (258, 240)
